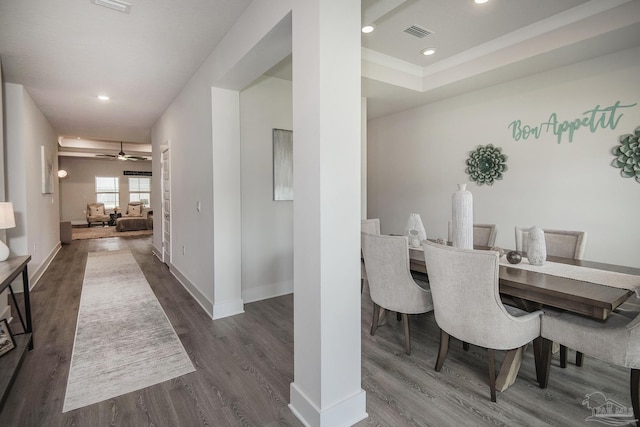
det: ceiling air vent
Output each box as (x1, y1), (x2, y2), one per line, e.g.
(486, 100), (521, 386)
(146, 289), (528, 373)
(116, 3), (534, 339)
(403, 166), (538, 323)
(92, 0), (132, 14)
(403, 25), (433, 39)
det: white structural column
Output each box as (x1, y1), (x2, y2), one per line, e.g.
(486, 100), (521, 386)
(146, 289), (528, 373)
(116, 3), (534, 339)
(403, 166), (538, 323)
(211, 87), (244, 319)
(289, 1), (367, 426)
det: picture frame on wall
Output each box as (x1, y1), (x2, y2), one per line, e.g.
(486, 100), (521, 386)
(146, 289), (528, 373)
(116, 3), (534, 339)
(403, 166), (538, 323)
(0, 318), (16, 358)
(273, 128), (293, 201)
(41, 145), (54, 194)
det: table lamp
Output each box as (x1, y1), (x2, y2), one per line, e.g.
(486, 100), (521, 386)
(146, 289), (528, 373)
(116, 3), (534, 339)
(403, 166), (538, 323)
(0, 202), (16, 261)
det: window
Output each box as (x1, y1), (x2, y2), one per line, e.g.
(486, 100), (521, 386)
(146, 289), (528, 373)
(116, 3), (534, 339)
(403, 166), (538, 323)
(129, 177), (151, 207)
(96, 177), (119, 209)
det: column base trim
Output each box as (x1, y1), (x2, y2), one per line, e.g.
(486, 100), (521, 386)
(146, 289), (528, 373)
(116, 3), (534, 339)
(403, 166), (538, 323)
(289, 382), (367, 427)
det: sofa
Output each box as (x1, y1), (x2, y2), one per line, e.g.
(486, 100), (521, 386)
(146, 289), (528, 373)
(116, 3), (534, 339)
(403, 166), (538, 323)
(86, 203), (110, 227)
(115, 202), (152, 231)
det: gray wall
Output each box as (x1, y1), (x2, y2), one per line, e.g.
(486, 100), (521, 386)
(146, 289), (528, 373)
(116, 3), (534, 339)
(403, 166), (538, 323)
(5, 83), (60, 285)
(59, 157), (151, 224)
(368, 46), (640, 268)
(240, 76), (293, 303)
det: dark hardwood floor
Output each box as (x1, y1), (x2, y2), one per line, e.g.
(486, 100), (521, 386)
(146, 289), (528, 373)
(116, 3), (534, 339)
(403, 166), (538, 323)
(0, 236), (630, 426)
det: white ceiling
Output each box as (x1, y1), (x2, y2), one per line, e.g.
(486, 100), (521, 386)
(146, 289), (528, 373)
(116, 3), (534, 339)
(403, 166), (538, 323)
(1, 0), (639, 156)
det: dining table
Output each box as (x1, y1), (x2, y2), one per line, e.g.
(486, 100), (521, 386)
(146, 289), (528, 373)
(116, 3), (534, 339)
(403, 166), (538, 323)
(407, 244), (640, 391)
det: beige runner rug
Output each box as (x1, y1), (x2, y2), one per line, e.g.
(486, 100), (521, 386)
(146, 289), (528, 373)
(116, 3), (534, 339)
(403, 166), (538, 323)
(63, 249), (195, 412)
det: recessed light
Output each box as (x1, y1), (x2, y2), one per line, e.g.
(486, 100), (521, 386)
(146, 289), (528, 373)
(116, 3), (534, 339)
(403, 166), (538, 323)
(362, 25), (375, 34)
(421, 48), (437, 56)
(474, 0), (489, 4)
(97, 95), (110, 101)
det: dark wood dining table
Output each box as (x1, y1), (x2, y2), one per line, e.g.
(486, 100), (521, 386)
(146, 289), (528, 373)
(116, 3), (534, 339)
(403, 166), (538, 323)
(407, 245), (640, 391)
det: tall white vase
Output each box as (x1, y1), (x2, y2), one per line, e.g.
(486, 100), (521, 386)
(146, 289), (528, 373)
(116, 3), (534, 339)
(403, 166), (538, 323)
(452, 184), (473, 249)
(404, 213), (427, 248)
(527, 226), (547, 266)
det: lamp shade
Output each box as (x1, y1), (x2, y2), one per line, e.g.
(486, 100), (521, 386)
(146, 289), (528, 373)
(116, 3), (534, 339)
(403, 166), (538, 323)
(0, 202), (16, 230)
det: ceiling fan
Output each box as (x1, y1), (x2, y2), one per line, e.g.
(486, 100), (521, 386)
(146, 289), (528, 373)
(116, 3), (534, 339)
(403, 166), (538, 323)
(96, 141), (147, 161)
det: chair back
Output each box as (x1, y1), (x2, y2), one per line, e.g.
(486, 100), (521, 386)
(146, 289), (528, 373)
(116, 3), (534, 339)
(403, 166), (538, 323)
(87, 202), (105, 217)
(447, 221), (497, 247)
(361, 218), (380, 235)
(422, 240), (536, 349)
(515, 227), (586, 260)
(361, 233), (432, 314)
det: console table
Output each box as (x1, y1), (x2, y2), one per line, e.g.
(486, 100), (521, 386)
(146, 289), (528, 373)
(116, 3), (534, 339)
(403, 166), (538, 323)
(0, 255), (32, 410)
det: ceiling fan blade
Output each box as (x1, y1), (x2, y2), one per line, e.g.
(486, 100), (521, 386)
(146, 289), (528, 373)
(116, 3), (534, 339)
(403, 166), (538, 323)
(96, 154), (117, 158)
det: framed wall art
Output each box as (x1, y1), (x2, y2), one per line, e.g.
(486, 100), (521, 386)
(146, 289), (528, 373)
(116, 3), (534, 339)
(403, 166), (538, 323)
(273, 128), (293, 201)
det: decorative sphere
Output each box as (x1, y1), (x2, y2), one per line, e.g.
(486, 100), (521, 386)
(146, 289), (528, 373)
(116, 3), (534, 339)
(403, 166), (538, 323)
(506, 251), (522, 264)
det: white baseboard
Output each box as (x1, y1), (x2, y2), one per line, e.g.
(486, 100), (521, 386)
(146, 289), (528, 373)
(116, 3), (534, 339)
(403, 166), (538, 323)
(212, 298), (244, 320)
(289, 383), (367, 427)
(242, 280), (293, 304)
(169, 263), (214, 316)
(12, 242), (62, 293)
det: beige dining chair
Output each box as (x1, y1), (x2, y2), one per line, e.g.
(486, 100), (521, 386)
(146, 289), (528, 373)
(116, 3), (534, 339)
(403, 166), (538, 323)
(361, 232), (433, 355)
(514, 227), (587, 260)
(447, 221), (498, 247)
(422, 240), (542, 402)
(515, 226), (588, 368)
(539, 309), (640, 426)
(361, 219), (381, 293)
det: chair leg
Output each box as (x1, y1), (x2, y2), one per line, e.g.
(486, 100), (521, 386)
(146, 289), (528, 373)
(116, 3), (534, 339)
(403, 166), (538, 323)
(538, 338), (554, 388)
(463, 342), (470, 351)
(435, 329), (450, 372)
(576, 351), (584, 367)
(370, 303), (380, 336)
(402, 313), (411, 355)
(560, 344), (567, 368)
(487, 348), (497, 402)
(631, 369), (640, 427)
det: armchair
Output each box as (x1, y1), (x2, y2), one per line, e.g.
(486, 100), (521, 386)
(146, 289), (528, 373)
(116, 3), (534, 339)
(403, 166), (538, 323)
(361, 232), (433, 355)
(422, 240), (542, 402)
(86, 203), (109, 227)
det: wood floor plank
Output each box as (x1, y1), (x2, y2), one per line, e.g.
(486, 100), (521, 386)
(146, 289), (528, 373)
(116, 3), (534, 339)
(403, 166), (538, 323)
(0, 235), (633, 426)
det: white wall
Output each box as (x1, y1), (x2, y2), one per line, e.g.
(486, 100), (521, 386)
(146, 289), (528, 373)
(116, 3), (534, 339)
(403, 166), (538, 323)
(239, 76), (293, 302)
(151, 1), (292, 315)
(368, 46), (640, 268)
(58, 157), (151, 224)
(5, 83), (61, 285)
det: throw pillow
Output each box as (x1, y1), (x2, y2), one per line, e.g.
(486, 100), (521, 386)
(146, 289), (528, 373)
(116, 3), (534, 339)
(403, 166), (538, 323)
(91, 205), (104, 215)
(128, 204), (142, 216)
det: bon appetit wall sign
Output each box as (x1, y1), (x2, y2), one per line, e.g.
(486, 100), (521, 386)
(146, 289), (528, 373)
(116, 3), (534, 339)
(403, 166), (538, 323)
(507, 100), (637, 144)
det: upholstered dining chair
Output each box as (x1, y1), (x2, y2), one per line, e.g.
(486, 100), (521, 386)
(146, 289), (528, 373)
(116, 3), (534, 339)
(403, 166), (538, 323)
(447, 222), (498, 247)
(539, 309), (640, 426)
(86, 202), (110, 227)
(515, 227), (587, 260)
(422, 240), (542, 402)
(361, 232), (433, 355)
(515, 227), (588, 367)
(361, 219), (381, 293)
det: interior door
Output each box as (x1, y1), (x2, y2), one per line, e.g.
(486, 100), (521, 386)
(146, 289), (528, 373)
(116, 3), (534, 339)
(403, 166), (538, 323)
(161, 147), (171, 265)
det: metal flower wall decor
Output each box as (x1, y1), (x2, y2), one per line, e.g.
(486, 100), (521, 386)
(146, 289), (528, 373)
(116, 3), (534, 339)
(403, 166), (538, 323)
(465, 144), (508, 185)
(612, 126), (640, 183)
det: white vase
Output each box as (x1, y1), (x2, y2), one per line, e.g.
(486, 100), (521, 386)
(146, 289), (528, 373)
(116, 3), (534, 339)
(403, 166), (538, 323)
(527, 226), (546, 266)
(452, 184), (473, 249)
(404, 213), (427, 248)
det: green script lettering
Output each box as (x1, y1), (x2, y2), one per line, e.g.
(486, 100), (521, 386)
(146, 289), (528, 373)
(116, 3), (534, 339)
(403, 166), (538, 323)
(508, 101), (637, 143)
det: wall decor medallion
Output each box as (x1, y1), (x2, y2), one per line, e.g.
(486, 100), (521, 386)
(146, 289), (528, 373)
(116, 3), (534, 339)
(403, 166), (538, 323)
(465, 144), (508, 185)
(612, 126), (640, 183)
